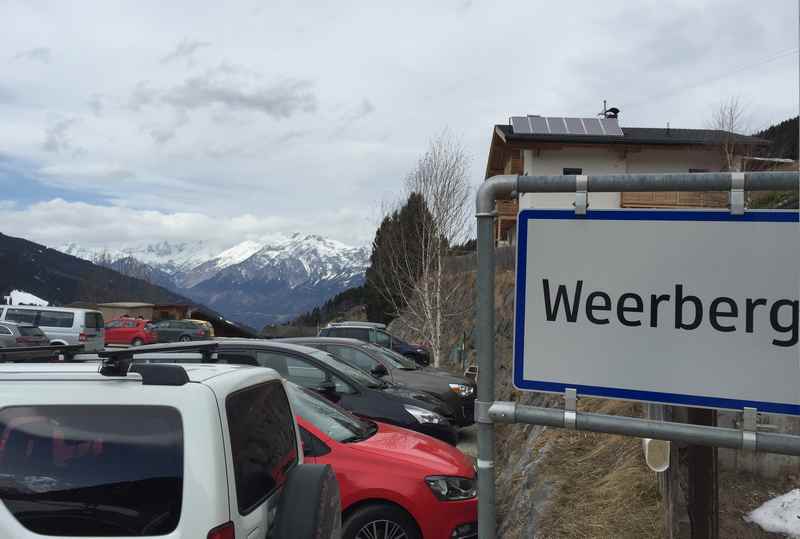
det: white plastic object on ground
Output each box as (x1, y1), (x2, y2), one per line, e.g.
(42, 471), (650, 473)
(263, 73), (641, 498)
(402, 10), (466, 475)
(745, 488), (800, 538)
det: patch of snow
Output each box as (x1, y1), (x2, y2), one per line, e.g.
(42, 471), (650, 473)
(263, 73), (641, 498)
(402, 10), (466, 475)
(745, 489), (800, 538)
(4, 290), (49, 306)
(212, 240), (265, 270)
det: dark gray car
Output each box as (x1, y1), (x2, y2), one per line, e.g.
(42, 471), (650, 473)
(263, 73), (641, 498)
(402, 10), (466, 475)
(0, 321), (49, 348)
(281, 337), (476, 426)
(151, 320), (210, 342)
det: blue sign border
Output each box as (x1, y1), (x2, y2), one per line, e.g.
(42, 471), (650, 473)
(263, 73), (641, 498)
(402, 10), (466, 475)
(513, 208), (800, 416)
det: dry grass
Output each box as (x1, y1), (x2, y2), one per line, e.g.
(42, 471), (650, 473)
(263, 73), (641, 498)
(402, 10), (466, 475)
(532, 399), (664, 539)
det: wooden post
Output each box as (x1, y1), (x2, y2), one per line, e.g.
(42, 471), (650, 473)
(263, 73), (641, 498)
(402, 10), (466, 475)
(659, 406), (719, 539)
(687, 408), (719, 539)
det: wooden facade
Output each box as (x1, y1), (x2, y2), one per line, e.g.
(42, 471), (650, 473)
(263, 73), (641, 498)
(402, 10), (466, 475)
(620, 191), (729, 208)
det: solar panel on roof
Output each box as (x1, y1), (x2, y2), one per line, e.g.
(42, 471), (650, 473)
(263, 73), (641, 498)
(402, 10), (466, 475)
(530, 116), (549, 134)
(509, 115), (625, 137)
(548, 117), (567, 135)
(565, 118), (586, 135)
(583, 118), (604, 135)
(600, 117), (624, 136)
(511, 116), (531, 134)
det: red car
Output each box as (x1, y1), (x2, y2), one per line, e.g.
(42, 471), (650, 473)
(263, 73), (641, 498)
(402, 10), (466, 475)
(289, 383), (477, 539)
(104, 318), (157, 346)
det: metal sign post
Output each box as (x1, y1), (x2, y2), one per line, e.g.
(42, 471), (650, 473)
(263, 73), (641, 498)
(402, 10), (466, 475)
(474, 171), (800, 539)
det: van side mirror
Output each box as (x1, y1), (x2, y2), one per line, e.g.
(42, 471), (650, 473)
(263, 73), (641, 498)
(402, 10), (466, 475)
(371, 364), (389, 377)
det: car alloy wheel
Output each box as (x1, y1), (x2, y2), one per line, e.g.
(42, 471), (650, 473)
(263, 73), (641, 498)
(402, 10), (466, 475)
(179, 336), (191, 342)
(355, 520), (408, 539)
(132, 338), (144, 347)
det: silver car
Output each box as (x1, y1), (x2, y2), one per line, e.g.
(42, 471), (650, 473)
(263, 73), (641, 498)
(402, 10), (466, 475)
(0, 321), (49, 348)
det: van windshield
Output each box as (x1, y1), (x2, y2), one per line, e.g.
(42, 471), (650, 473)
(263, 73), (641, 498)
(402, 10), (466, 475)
(0, 405), (183, 536)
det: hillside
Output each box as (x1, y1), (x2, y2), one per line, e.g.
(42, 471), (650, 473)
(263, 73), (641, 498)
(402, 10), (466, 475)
(756, 116), (798, 160)
(0, 232), (193, 306)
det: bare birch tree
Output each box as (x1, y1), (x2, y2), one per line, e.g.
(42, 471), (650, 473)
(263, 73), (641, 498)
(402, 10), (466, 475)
(710, 97), (749, 171)
(369, 131), (471, 366)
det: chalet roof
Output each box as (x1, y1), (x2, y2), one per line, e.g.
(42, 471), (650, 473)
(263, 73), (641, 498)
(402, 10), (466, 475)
(495, 124), (769, 147)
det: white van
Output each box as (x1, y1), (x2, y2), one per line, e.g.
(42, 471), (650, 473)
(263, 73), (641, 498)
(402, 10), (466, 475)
(0, 305), (105, 352)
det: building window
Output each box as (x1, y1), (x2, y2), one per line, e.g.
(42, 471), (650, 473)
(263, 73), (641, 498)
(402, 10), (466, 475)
(563, 168), (583, 175)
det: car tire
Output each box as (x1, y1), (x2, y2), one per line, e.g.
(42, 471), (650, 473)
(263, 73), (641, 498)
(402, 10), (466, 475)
(179, 335), (191, 342)
(343, 503), (421, 539)
(131, 338), (144, 347)
(273, 464), (341, 539)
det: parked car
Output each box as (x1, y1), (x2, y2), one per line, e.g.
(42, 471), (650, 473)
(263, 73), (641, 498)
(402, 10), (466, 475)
(0, 305), (104, 352)
(150, 319), (211, 342)
(130, 340), (460, 445)
(0, 321), (49, 349)
(104, 317), (158, 346)
(0, 360), (341, 539)
(319, 322), (431, 365)
(187, 318), (215, 337)
(289, 382), (477, 539)
(283, 337), (476, 426)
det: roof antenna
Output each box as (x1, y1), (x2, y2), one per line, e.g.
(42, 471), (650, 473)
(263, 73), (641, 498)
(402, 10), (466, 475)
(598, 100), (620, 119)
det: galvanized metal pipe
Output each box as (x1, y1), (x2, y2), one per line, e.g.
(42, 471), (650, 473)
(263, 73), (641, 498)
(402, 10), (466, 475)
(516, 171), (798, 194)
(489, 401), (800, 456)
(476, 171), (798, 214)
(475, 215), (497, 539)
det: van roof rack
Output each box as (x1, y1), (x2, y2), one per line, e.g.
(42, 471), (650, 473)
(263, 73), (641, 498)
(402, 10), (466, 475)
(97, 342), (219, 384)
(0, 344), (85, 363)
(327, 321), (387, 329)
(97, 341), (219, 361)
(98, 357), (190, 386)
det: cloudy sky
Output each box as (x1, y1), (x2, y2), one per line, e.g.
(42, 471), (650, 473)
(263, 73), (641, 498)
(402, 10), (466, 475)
(1, 0), (797, 250)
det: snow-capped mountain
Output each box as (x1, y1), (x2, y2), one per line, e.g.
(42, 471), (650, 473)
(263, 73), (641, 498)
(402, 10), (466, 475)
(58, 234), (370, 328)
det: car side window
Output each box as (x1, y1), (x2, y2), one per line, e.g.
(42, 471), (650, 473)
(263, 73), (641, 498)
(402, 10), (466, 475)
(226, 381), (298, 515)
(336, 327), (368, 341)
(218, 352), (259, 366)
(106, 320), (122, 329)
(0, 325), (12, 336)
(327, 345), (379, 372)
(285, 356), (327, 386)
(299, 426), (330, 457)
(373, 330), (391, 347)
(123, 320), (137, 328)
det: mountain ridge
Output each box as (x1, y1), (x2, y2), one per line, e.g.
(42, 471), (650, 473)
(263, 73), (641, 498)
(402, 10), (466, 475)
(59, 233), (370, 328)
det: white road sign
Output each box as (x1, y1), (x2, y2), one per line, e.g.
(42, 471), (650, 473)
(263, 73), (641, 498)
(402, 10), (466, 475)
(513, 209), (800, 416)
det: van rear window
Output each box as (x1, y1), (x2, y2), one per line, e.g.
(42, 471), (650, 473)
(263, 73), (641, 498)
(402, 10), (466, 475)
(84, 312), (104, 330)
(0, 405), (183, 536)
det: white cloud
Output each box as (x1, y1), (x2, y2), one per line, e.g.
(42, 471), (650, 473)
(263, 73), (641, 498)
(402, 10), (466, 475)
(0, 199), (372, 249)
(0, 0), (796, 250)
(14, 47), (51, 63)
(161, 38), (211, 65)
